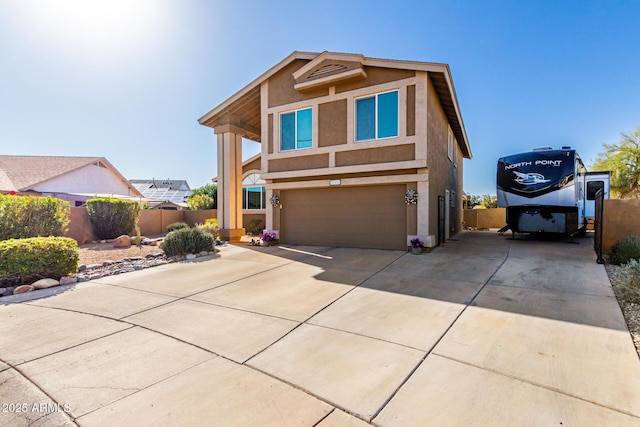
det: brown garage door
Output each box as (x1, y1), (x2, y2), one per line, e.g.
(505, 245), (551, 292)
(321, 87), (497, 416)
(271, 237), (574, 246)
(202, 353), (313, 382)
(280, 185), (407, 250)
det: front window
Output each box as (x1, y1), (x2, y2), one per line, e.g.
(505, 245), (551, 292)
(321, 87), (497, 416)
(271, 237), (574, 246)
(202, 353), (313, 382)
(281, 108), (312, 150)
(242, 173), (266, 210)
(355, 90), (398, 141)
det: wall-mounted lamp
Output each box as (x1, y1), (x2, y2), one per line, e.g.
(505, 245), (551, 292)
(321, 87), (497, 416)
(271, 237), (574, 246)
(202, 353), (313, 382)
(405, 189), (418, 205)
(269, 194), (280, 208)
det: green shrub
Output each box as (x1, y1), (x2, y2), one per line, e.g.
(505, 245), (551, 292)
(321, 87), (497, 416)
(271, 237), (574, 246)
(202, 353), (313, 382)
(86, 198), (140, 240)
(0, 237), (79, 285)
(0, 194), (70, 240)
(246, 219), (263, 235)
(204, 218), (218, 227)
(196, 222), (219, 241)
(612, 259), (640, 303)
(187, 194), (214, 210)
(160, 227), (214, 257)
(610, 235), (640, 265)
(166, 222), (189, 233)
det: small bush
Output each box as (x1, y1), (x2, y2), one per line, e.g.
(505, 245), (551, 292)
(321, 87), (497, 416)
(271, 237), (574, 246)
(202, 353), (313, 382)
(610, 235), (640, 265)
(0, 237), (79, 285)
(246, 219), (263, 235)
(196, 222), (219, 241)
(612, 259), (640, 303)
(0, 194), (70, 240)
(187, 194), (214, 210)
(204, 218), (218, 227)
(160, 227), (214, 257)
(166, 222), (189, 233)
(86, 198), (140, 240)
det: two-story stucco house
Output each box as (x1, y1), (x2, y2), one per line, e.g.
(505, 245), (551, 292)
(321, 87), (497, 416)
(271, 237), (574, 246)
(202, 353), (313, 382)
(199, 51), (471, 250)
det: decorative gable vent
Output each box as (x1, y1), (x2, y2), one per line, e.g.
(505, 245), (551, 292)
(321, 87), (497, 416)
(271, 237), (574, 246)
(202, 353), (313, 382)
(308, 64), (348, 79)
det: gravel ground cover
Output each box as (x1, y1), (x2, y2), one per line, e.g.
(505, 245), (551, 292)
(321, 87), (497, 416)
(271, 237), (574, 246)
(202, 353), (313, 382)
(606, 264), (640, 357)
(78, 242), (163, 266)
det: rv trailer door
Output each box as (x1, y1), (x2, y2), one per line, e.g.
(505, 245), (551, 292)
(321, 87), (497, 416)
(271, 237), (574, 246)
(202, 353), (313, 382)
(584, 172), (610, 219)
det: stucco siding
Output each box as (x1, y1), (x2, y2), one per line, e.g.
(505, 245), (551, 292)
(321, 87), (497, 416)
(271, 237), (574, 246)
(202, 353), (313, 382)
(32, 163), (134, 195)
(335, 67), (415, 94)
(268, 153), (330, 173)
(318, 99), (348, 147)
(426, 75), (463, 237)
(335, 144), (415, 167)
(268, 59), (329, 108)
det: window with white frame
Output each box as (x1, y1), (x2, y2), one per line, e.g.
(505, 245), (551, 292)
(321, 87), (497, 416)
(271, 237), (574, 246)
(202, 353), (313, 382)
(242, 173), (266, 210)
(281, 108), (312, 150)
(447, 128), (454, 162)
(453, 143), (458, 168)
(355, 90), (399, 141)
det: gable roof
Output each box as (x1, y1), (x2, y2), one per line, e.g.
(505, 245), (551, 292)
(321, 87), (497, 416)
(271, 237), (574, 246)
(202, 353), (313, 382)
(0, 155), (142, 197)
(198, 51), (471, 159)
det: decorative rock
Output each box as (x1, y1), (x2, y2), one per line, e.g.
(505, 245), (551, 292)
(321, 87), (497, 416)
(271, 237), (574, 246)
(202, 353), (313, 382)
(154, 253), (164, 258)
(87, 264), (102, 270)
(134, 265), (144, 271)
(199, 251), (209, 256)
(145, 254), (156, 259)
(89, 273), (102, 280)
(14, 285), (34, 294)
(102, 260), (115, 266)
(77, 275), (90, 282)
(78, 264), (87, 272)
(59, 276), (77, 286)
(3, 287), (15, 297)
(112, 235), (132, 248)
(185, 254), (197, 260)
(0, 287), (5, 295)
(32, 278), (60, 290)
(129, 256), (143, 261)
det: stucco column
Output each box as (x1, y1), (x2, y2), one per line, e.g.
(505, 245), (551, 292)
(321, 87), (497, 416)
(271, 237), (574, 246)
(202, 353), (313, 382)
(216, 130), (245, 242)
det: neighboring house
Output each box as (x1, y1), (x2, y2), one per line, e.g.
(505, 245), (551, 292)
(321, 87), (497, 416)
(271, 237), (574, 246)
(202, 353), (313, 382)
(0, 155), (143, 206)
(198, 51), (471, 250)
(130, 179), (191, 210)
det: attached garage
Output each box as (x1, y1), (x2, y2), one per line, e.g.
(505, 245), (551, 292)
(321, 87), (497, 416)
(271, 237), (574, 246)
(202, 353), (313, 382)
(280, 185), (407, 250)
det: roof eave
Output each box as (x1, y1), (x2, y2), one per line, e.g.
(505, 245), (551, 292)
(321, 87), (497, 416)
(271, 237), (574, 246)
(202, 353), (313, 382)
(198, 51), (320, 127)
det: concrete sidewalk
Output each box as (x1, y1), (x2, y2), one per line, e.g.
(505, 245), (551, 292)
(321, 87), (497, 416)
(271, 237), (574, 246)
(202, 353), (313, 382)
(1, 231), (639, 426)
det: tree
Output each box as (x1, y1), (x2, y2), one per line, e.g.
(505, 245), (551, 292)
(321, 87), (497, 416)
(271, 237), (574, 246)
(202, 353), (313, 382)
(187, 194), (214, 210)
(592, 126), (640, 198)
(187, 183), (217, 209)
(467, 194), (497, 209)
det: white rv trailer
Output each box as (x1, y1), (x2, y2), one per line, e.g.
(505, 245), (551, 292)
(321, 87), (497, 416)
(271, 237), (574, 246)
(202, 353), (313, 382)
(497, 147), (610, 235)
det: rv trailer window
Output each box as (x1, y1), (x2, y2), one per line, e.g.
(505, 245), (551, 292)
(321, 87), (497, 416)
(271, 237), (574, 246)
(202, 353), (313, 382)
(586, 181), (604, 200)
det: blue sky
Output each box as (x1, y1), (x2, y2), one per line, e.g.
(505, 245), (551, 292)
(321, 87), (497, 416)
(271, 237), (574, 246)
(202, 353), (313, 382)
(1, 0), (638, 195)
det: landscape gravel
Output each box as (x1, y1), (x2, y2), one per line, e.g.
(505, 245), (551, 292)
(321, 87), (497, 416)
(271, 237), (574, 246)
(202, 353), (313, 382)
(606, 264), (640, 357)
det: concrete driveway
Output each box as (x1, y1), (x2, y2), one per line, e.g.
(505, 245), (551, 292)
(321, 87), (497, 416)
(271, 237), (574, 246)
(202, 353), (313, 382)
(2, 231), (640, 426)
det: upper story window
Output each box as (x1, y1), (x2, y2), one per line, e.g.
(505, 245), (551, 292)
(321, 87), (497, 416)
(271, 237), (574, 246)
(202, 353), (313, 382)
(453, 144), (458, 168)
(355, 90), (398, 141)
(281, 108), (312, 151)
(447, 128), (454, 162)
